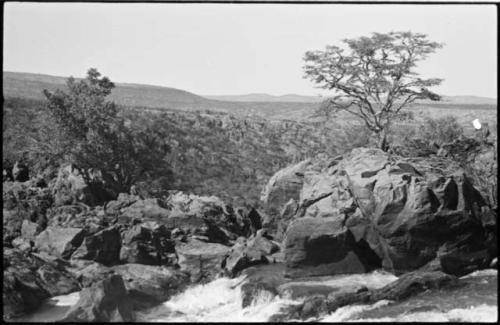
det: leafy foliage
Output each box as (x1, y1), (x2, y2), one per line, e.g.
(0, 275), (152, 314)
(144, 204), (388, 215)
(304, 31), (444, 149)
(390, 115), (464, 157)
(42, 69), (172, 195)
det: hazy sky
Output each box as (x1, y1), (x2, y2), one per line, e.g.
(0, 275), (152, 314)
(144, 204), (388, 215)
(3, 3), (497, 98)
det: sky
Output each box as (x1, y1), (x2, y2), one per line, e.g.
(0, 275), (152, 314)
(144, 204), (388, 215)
(3, 3), (497, 98)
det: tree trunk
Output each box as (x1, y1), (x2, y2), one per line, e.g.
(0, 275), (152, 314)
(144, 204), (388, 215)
(377, 129), (389, 152)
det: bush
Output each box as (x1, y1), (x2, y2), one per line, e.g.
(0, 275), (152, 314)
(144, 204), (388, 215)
(391, 115), (464, 157)
(42, 68), (173, 197)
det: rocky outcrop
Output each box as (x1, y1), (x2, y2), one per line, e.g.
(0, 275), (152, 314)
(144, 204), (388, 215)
(71, 226), (121, 266)
(240, 264), (287, 308)
(3, 181), (52, 245)
(283, 217), (380, 278)
(119, 224), (176, 265)
(224, 231), (280, 276)
(176, 239), (231, 283)
(69, 261), (190, 309)
(260, 160), (310, 239)
(34, 226), (85, 259)
(112, 264), (190, 309)
(105, 191), (248, 245)
(269, 148), (496, 277)
(61, 275), (134, 322)
(3, 248), (80, 320)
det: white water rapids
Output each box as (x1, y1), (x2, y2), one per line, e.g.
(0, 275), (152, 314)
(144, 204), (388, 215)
(17, 269), (498, 322)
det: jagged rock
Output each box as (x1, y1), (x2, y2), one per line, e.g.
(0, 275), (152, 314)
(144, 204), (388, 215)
(273, 148), (495, 276)
(21, 219), (41, 240)
(68, 261), (190, 309)
(12, 237), (32, 252)
(69, 260), (114, 288)
(284, 217), (381, 278)
(224, 232), (280, 276)
(234, 206), (263, 236)
(104, 193), (142, 216)
(260, 159), (310, 236)
(3, 182), (52, 245)
(61, 275), (134, 322)
(71, 226), (121, 266)
(119, 224), (176, 265)
(107, 191), (244, 245)
(118, 197), (171, 222)
(176, 239), (231, 283)
(240, 264), (287, 308)
(3, 248), (80, 320)
(112, 264), (190, 309)
(34, 226), (85, 259)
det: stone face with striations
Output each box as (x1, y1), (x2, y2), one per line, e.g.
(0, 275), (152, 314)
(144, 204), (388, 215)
(3, 248), (80, 320)
(274, 148), (496, 277)
(176, 238), (231, 283)
(61, 275), (134, 322)
(71, 225), (121, 266)
(283, 216), (380, 278)
(34, 226), (85, 259)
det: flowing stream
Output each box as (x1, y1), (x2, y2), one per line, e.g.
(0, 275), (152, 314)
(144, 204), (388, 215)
(15, 269), (497, 322)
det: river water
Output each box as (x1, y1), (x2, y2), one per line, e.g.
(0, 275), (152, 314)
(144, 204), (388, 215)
(15, 269), (498, 322)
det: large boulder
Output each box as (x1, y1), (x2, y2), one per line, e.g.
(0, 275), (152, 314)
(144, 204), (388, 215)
(276, 148), (495, 277)
(176, 239), (231, 283)
(119, 224), (176, 265)
(112, 264), (190, 309)
(46, 204), (107, 231)
(71, 225), (121, 266)
(34, 226), (85, 259)
(61, 275), (134, 322)
(106, 192), (245, 245)
(224, 231), (281, 276)
(69, 262), (190, 309)
(260, 159), (310, 237)
(283, 217), (380, 278)
(3, 248), (80, 320)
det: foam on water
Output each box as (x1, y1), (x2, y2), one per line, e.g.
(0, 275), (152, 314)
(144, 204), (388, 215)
(49, 291), (81, 306)
(348, 304), (498, 322)
(138, 275), (301, 322)
(295, 270), (398, 290)
(460, 268), (497, 279)
(318, 300), (393, 322)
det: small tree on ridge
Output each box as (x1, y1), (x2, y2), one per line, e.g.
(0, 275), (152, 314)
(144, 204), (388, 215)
(303, 31), (444, 151)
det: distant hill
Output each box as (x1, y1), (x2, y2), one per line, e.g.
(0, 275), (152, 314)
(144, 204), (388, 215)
(438, 95), (497, 105)
(3, 71), (320, 120)
(204, 93), (324, 103)
(3, 71), (212, 107)
(204, 93), (497, 105)
(3, 71), (496, 122)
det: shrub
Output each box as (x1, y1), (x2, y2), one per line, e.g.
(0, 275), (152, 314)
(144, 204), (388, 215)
(42, 68), (173, 197)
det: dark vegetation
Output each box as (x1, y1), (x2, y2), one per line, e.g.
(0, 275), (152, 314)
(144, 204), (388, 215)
(3, 69), (497, 208)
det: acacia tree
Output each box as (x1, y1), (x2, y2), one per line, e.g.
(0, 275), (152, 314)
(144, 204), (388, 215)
(43, 68), (172, 197)
(303, 31), (443, 151)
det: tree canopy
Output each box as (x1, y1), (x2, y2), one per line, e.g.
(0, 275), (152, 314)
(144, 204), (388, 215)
(43, 68), (172, 197)
(303, 31), (444, 150)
